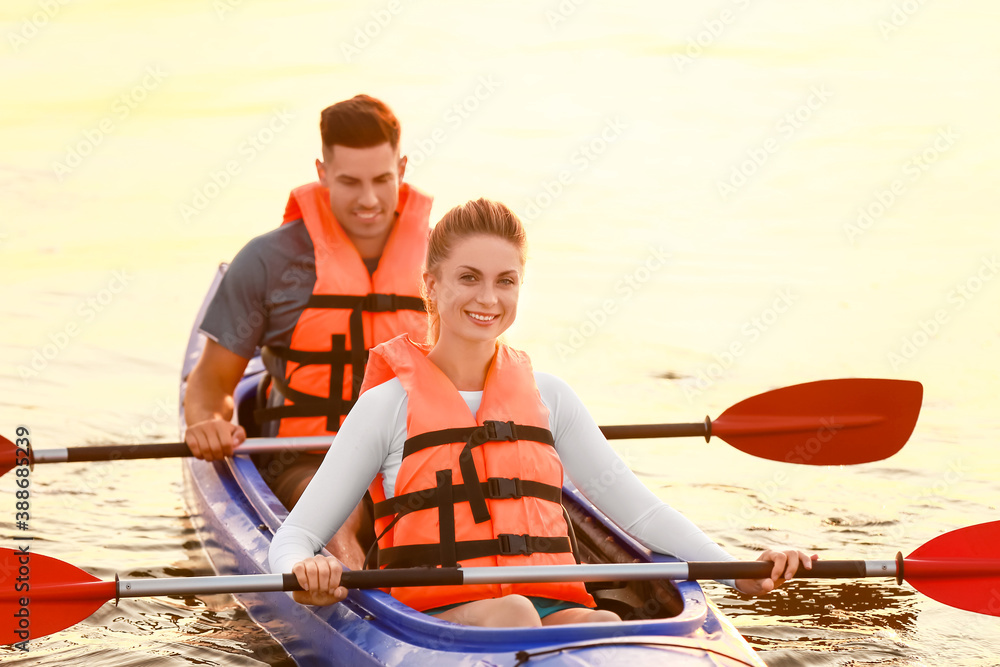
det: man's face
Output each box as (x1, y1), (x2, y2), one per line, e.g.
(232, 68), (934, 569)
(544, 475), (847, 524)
(315, 142), (406, 256)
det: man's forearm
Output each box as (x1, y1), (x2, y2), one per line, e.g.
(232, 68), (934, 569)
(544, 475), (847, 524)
(183, 340), (249, 426)
(184, 367), (236, 425)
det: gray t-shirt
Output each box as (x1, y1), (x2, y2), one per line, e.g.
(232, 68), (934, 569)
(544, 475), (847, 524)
(199, 219), (379, 359)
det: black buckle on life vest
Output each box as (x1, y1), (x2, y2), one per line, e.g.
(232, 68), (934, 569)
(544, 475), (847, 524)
(484, 420), (517, 442)
(487, 477), (522, 499)
(365, 293), (396, 312)
(498, 533), (530, 556)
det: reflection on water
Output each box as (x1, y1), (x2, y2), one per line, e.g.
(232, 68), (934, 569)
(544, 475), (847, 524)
(0, 463), (292, 665)
(731, 580), (919, 634)
(0, 595), (295, 667)
(759, 643), (917, 667)
(722, 581), (922, 665)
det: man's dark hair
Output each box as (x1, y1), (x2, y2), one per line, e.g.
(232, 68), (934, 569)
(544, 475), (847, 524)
(319, 95), (400, 155)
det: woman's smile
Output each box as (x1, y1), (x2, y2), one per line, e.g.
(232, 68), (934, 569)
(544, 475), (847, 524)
(467, 311), (500, 324)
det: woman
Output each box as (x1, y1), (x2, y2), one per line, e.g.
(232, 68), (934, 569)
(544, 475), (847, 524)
(269, 198), (815, 628)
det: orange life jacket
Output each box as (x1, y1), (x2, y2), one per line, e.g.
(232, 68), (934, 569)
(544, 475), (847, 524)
(254, 182), (432, 437)
(359, 335), (594, 612)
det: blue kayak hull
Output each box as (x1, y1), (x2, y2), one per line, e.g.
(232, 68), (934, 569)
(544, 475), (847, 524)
(180, 264), (765, 666)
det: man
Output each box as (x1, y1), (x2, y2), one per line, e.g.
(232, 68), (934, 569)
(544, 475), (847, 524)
(184, 95), (432, 568)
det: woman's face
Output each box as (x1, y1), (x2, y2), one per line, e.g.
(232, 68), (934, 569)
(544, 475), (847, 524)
(424, 233), (523, 346)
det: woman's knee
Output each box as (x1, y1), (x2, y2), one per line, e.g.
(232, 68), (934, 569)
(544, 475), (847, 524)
(433, 594), (542, 628)
(435, 597), (625, 628)
(586, 609), (622, 623)
(493, 595), (543, 627)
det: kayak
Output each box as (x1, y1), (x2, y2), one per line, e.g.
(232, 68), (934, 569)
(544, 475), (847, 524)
(180, 264), (766, 667)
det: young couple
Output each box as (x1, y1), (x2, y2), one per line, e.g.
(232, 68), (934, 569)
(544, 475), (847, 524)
(182, 91), (813, 628)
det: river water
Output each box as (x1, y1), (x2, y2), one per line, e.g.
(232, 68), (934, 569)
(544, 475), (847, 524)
(2, 0), (999, 664)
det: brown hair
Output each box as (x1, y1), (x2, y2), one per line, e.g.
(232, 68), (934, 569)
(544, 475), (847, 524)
(424, 199), (527, 344)
(319, 95), (400, 156)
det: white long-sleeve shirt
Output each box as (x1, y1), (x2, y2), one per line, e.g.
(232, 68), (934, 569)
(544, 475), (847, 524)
(268, 372), (737, 580)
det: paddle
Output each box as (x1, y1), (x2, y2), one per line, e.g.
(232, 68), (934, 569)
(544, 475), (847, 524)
(0, 378), (922, 476)
(599, 378), (922, 465)
(1, 520), (995, 645)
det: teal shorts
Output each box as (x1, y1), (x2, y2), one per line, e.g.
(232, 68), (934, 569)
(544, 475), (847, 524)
(425, 596), (588, 619)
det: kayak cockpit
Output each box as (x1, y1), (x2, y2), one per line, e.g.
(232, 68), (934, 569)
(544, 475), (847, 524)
(224, 451), (717, 650)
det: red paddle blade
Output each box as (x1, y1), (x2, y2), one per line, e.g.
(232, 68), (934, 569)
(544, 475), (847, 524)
(903, 521), (1000, 616)
(0, 435), (25, 477)
(712, 379), (922, 465)
(0, 548), (116, 645)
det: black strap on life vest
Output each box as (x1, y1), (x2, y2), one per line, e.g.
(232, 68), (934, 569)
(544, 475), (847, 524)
(371, 420), (573, 570)
(403, 420), (554, 523)
(437, 469), (457, 568)
(372, 477), (564, 521)
(378, 534), (573, 569)
(254, 293), (424, 431)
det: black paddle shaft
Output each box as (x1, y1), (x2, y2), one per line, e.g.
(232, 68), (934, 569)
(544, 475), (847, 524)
(687, 560), (870, 580)
(600, 418), (711, 442)
(57, 423), (712, 463)
(65, 442), (192, 462)
(282, 569), (466, 591)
